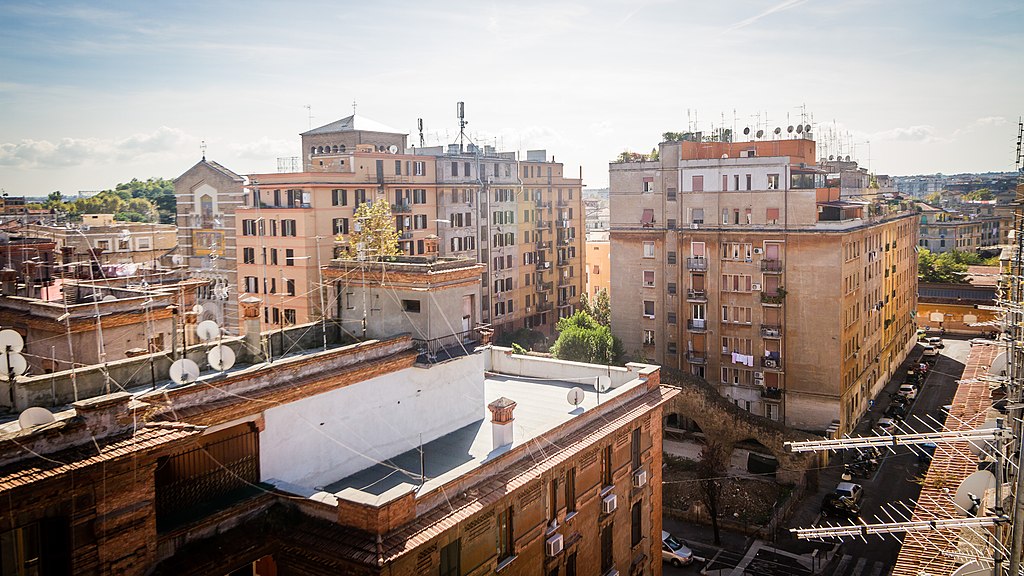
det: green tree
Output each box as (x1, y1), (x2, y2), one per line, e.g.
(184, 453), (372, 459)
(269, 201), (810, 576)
(918, 248), (972, 283)
(550, 310), (623, 365)
(578, 291), (592, 316)
(962, 188), (994, 201)
(347, 198), (402, 258)
(591, 288), (611, 326)
(924, 192), (942, 205)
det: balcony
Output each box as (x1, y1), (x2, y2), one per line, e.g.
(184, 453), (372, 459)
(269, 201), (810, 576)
(536, 241), (552, 250)
(558, 276), (572, 286)
(557, 200), (569, 207)
(557, 237), (574, 246)
(761, 387), (783, 400)
(400, 231), (414, 240)
(535, 261), (551, 271)
(557, 258), (571, 267)
(535, 219), (549, 229)
(391, 203), (413, 214)
(686, 289), (707, 302)
(535, 281), (554, 292)
(558, 298), (571, 307)
(686, 257), (708, 271)
(760, 325), (782, 338)
(537, 302), (553, 312)
(760, 259), (783, 273)
(536, 200), (552, 209)
(761, 355), (783, 371)
(412, 329), (482, 365)
(555, 219), (571, 228)
(686, 319), (707, 332)
(686, 351), (707, 364)
(760, 291), (785, 305)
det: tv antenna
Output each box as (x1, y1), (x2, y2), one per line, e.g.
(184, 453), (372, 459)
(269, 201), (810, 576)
(457, 102), (468, 153)
(196, 320), (221, 342)
(207, 345), (236, 371)
(594, 374), (611, 404)
(418, 118), (425, 147)
(304, 104), (313, 130)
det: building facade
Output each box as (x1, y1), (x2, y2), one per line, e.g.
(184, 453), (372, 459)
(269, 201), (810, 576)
(916, 202), (1009, 254)
(610, 137), (918, 434)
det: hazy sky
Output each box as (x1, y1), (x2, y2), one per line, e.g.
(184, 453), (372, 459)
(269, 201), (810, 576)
(0, 0), (1020, 195)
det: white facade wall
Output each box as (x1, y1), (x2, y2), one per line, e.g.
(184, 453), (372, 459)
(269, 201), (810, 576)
(676, 158), (791, 193)
(260, 352), (485, 489)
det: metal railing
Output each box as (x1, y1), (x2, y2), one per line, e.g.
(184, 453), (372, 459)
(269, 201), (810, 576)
(687, 289), (707, 301)
(412, 329), (482, 364)
(761, 356), (783, 370)
(760, 325), (782, 338)
(760, 259), (783, 273)
(686, 258), (708, 271)
(686, 319), (707, 332)
(686, 351), (707, 364)
(760, 292), (785, 305)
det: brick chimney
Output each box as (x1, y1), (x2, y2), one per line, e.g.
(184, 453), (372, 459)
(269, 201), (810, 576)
(488, 397), (516, 450)
(239, 295), (264, 362)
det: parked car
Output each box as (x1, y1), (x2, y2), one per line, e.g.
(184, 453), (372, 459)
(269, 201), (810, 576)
(898, 383), (918, 400)
(885, 402), (908, 419)
(821, 492), (861, 518)
(970, 338), (994, 346)
(922, 345), (940, 357)
(661, 531), (694, 567)
(834, 482), (864, 505)
(926, 336), (944, 348)
(877, 417), (897, 434)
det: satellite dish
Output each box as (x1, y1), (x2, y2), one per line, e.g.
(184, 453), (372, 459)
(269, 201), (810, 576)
(169, 358), (201, 385)
(196, 320), (221, 341)
(774, 127), (781, 135)
(388, 144), (399, 154)
(171, 255), (184, 265)
(102, 295), (117, 302)
(968, 420), (999, 456)
(0, 352), (27, 380)
(0, 329), (24, 352)
(950, 561), (992, 576)
(796, 124), (804, 134)
(595, 375), (611, 393)
(192, 304), (204, 315)
(18, 407), (55, 429)
(829, 155), (835, 161)
(743, 127), (751, 135)
(567, 387), (585, 407)
(845, 155), (851, 162)
(755, 129), (764, 139)
(804, 124), (812, 133)
(954, 470), (996, 516)
(787, 125), (794, 133)
(207, 345), (236, 371)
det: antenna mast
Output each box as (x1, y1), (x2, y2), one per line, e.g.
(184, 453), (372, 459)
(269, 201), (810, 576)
(417, 118), (425, 147)
(457, 102), (468, 153)
(304, 104), (313, 130)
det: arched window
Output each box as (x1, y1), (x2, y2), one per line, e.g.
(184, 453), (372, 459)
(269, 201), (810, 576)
(310, 146), (316, 154)
(339, 144), (346, 152)
(332, 145), (339, 153)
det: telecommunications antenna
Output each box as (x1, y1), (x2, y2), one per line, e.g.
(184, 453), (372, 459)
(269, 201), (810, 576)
(953, 470), (996, 516)
(595, 374), (611, 393)
(207, 345), (236, 371)
(0, 352), (27, 381)
(388, 144), (399, 154)
(755, 129), (764, 139)
(169, 358), (201, 385)
(804, 124), (812, 133)
(567, 387), (585, 407)
(171, 255), (184, 265)
(102, 295), (117, 302)
(18, 407), (55, 430)
(743, 127), (751, 136)
(196, 320), (221, 342)
(0, 329), (24, 353)
(968, 420), (999, 456)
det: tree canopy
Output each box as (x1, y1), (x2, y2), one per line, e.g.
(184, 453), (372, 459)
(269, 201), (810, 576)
(346, 198), (402, 258)
(47, 177), (175, 223)
(550, 310), (623, 365)
(918, 248), (982, 283)
(962, 188), (994, 201)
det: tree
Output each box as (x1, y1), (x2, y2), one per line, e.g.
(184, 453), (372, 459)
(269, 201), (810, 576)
(578, 292), (592, 316)
(591, 288), (611, 326)
(347, 198), (402, 258)
(924, 192), (942, 205)
(918, 248), (973, 283)
(550, 310), (623, 365)
(697, 440), (726, 545)
(962, 188), (993, 201)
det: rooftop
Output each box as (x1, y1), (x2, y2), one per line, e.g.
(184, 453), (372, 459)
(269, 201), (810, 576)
(301, 114), (404, 136)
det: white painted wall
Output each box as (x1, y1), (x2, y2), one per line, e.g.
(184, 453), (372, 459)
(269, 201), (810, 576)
(487, 346), (646, 388)
(260, 352), (485, 489)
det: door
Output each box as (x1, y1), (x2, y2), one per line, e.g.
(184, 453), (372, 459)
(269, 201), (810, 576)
(765, 243), (780, 260)
(462, 295), (473, 334)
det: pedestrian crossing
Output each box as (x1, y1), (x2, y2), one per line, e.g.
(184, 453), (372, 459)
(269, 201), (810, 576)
(830, 554), (891, 576)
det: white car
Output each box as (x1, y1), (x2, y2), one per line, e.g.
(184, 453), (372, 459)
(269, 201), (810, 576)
(662, 531), (694, 567)
(898, 384), (917, 400)
(922, 345), (940, 357)
(877, 417), (897, 434)
(926, 336), (944, 348)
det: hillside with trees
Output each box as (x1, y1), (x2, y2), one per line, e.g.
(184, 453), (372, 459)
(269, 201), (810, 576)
(32, 177), (176, 223)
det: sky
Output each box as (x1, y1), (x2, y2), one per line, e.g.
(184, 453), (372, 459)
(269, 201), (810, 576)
(0, 0), (1021, 195)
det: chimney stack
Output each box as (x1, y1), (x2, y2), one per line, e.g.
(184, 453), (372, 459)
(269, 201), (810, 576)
(488, 397), (516, 450)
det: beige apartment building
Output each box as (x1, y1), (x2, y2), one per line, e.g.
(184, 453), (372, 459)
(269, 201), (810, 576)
(586, 230), (611, 298)
(610, 138), (918, 434)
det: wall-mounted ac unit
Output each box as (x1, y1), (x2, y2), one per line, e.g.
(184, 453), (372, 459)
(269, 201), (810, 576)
(752, 283), (762, 291)
(753, 247), (764, 254)
(690, 223), (699, 229)
(632, 469), (648, 488)
(754, 371), (764, 379)
(545, 533), (564, 557)
(601, 493), (618, 514)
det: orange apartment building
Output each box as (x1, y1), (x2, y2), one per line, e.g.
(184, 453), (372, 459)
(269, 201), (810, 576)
(610, 137), (918, 434)
(586, 231), (611, 298)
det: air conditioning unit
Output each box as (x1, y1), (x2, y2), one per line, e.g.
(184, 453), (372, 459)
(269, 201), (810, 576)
(632, 469), (648, 488)
(753, 247), (764, 254)
(752, 283), (762, 291)
(764, 359), (779, 369)
(545, 533), (564, 557)
(754, 376), (764, 386)
(690, 223), (699, 229)
(601, 493), (618, 514)
(754, 371), (764, 379)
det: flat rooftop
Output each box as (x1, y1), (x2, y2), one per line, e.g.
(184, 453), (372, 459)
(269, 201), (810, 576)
(326, 372), (639, 504)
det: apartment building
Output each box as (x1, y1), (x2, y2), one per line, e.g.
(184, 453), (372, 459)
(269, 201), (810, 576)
(25, 213), (177, 269)
(917, 201), (1010, 253)
(610, 137), (918, 434)
(586, 230), (611, 298)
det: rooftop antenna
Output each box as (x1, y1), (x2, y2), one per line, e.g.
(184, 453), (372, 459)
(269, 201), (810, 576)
(200, 140), (207, 161)
(417, 118), (425, 147)
(304, 104), (313, 130)
(352, 100), (357, 115)
(457, 102), (468, 153)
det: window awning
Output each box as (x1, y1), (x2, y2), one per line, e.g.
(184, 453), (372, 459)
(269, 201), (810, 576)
(642, 177), (654, 183)
(641, 209), (655, 224)
(766, 208), (780, 220)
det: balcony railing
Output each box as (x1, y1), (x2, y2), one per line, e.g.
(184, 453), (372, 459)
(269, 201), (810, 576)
(686, 351), (707, 364)
(400, 231), (414, 240)
(558, 276), (572, 286)
(536, 241), (552, 250)
(686, 289), (707, 301)
(557, 258), (571, 267)
(761, 356), (783, 370)
(760, 259), (783, 273)
(535, 281), (554, 292)
(686, 257), (708, 271)
(535, 261), (551, 271)
(555, 219), (571, 228)
(412, 329), (482, 365)
(761, 387), (783, 400)
(391, 203), (413, 214)
(535, 219), (549, 228)
(536, 200), (552, 209)
(760, 292), (785, 305)
(557, 237), (574, 246)
(686, 319), (707, 332)
(558, 298), (571, 307)
(537, 302), (553, 312)
(760, 325), (782, 338)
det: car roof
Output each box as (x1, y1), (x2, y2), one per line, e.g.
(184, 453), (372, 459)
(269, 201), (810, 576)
(837, 482), (861, 491)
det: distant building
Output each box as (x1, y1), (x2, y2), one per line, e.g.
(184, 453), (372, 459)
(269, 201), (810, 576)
(586, 230), (610, 299)
(610, 136), (918, 434)
(24, 214), (177, 269)
(915, 202), (1009, 253)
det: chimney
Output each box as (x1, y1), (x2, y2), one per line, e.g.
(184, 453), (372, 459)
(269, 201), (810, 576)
(239, 295), (265, 362)
(488, 397), (516, 450)
(0, 269), (16, 296)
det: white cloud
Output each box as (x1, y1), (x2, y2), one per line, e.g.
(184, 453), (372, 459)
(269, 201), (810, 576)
(0, 126), (193, 168)
(227, 137), (294, 161)
(871, 125), (941, 143)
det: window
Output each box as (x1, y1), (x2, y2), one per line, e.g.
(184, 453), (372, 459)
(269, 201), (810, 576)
(667, 282), (677, 295)
(667, 187), (677, 200)
(643, 300), (655, 318)
(414, 161), (425, 176)
(283, 309), (296, 325)
(667, 251), (676, 265)
(601, 445), (613, 486)
(692, 175), (704, 192)
(286, 279), (295, 296)
(766, 207), (780, 224)
(244, 276), (258, 293)
(333, 218), (349, 235)
(0, 522), (50, 576)
(331, 188), (348, 206)
(631, 500), (642, 547)
(270, 249), (278, 266)
(667, 312), (677, 324)
(282, 219), (297, 236)
(746, 174), (752, 190)
(285, 249), (295, 266)
(692, 208), (704, 224)
(642, 241), (655, 258)
(451, 161), (458, 176)
(242, 247), (255, 264)
(566, 552), (576, 576)
(137, 237), (151, 250)
(464, 162), (471, 176)
(439, 539), (460, 576)
(497, 506), (514, 562)
(643, 329), (655, 346)
(643, 270), (655, 287)
(242, 219), (257, 236)
(548, 479), (558, 523)
(631, 427), (641, 470)
(767, 174), (780, 190)
(642, 176), (654, 192)
(601, 523), (614, 572)
(565, 467), (577, 514)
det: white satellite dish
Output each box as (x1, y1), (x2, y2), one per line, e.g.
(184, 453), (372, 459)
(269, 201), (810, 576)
(196, 320), (221, 342)
(388, 144), (399, 154)
(18, 406), (56, 429)
(169, 358), (201, 385)
(595, 374), (611, 393)
(192, 304), (204, 315)
(102, 295), (117, 302)
(0, 329), (25, 352)
(567, 387), (585, 407)
(0, 352), (27, 380)
(968, 420), (998, 456)
(207, 345), (236, 371)
(171, 255), (184, 265)
(950, 561), (992, 576)
(954, 470), (996, 517)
